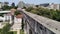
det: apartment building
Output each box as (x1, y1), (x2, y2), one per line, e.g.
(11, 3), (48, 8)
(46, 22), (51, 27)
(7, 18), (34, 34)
(49, 3), (60, 10)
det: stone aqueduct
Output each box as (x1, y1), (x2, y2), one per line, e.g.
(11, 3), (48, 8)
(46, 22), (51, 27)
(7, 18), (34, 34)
(21, 9), (60, 34)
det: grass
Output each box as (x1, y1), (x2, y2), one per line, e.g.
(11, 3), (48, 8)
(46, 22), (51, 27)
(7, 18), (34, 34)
(13, 31), (17, 34)
(0, 29), (2, 32)
(8, 31), (17, 34)
(20, 29), (24, 34)
(7, 31), (13, 34)
(0, 23), (12, 34)
(0, 23), (24, 34)
(0, 29), (2, 34)
(8, 29), (24, 34)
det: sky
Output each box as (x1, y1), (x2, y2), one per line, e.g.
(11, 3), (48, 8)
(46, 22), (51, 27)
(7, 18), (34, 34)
(0, 0), (60, 6)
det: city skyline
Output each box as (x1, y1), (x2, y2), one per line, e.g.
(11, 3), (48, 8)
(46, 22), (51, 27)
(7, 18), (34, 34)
(0, 0), (60, 6)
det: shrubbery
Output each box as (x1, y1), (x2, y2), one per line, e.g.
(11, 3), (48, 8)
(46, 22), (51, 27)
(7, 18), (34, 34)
(26, 7), (60, 21)
(0, 23), (11, 34)
(14, 11), (21, 15)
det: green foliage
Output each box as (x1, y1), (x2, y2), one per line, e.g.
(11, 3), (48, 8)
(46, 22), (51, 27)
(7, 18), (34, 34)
(0, 29), (2, 33)
(2, 5), (11, 10)
(14, 11), (21, 15)
(13, 31), (17, 34)
(0, 23), (11, 34)
(20, 29), (24, 34)
(23, 6), (26, 9)
(0, 29), (2, 34)
(7, 31), (13, 34)
(26, 7), (60, 21)
(7, 31), (17, 34)
(26, 7), (34, 12)
(36, 5), (39, 7)
(11, 3), (15, 7)
(0, 23), (17, 34)
(1, 4), (17, 10)
(21, 22), (24, 30)
(0, 13), (4, 17)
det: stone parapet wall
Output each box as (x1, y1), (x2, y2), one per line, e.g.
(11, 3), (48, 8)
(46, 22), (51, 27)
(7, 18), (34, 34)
(21, 9), (60, 34)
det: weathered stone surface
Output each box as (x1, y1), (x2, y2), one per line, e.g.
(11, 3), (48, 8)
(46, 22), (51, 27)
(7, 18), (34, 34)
(21, 9), (60, 34)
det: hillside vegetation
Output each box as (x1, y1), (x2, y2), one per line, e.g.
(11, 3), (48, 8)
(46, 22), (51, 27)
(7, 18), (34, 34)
(25, 7), (60, 22)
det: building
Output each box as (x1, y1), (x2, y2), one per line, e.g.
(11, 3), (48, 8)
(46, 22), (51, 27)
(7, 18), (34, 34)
(39, 3), (60, 10)
(18, 1), (35, 8)
(50, 3), (60, 10)
(4, 2), (9, 6)
(0, 2), (9, 9)
(40, 3), (50, 7)
(0, 2), (2, 8)
(18, 1), (25, 8)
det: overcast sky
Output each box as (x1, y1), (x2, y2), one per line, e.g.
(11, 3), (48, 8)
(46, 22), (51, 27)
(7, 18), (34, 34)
(0, 0), (60, 6)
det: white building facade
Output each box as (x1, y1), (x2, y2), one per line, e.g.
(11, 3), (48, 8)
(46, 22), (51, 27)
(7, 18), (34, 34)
(0, 2), (2, 8)
(50, 3), (60, 10)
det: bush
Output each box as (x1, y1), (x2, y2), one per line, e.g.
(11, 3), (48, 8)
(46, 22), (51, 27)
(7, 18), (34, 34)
(0, 23), (11, 34)
(14, 11), (21, 15)
(20, 29), (24, 34)
(26, 7), (60, 22)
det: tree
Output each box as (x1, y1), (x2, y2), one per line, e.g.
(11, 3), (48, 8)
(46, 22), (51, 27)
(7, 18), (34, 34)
(25, 7), (60, 22)
(2, 5), (10, 10)
(4, 2), (9, 6)
(26, 7), (34, 12)
(23, 6), (26, 9)
(14, 11), (21, 15)
(36, 5), (39, 7)
(11, 2), (15, 7)
(1, 2), (11, 10)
